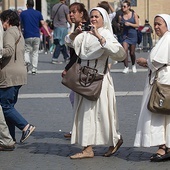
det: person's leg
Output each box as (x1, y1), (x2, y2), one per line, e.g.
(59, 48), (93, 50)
(6, 121), (15, 141)
(129, 44), (137, 73)
(0, 86), (28, 132)
(0, 86), (35, 143)
(32, 37), (40, 74)
(46, 36), (50, 53)
(122, 42), (129, 73)
(52, 39), (61, 63)
(43, 35), (47, 53)
(148, 34), (153, 50)
(24, 38), (32, 71)
(64, 91), (74, 139)
(122, 42), (129, 67)
(142, 33), (148, 52)
(61, 44), (69, 61)
(129, 44), (136, 65)
(0, 105), (15, 146)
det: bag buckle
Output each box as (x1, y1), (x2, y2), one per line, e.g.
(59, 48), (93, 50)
(79, 66), (98, 87)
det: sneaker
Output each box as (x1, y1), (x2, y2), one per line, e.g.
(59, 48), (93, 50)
(51, 60), (63, 64)
(32, 68), (37, 75)
(32, 71), (36, 75)
(45, 52), (48, 54)
(20, 124), (36, 143)
(132, 65), (137, 73)
(122, 67), (129, 74)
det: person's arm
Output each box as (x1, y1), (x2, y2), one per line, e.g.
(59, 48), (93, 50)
(108, 2), (115, 13)
(89, 25), (126, 61)
(68, 25), (82, 41)
(40, 20), (51, 37)
(136, 57), (148, 67)
(66, 13), (72, 27)
(2, 31), (15, 58)
(124, 12), (139, 28)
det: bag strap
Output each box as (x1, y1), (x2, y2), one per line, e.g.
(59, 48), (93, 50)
(52, 3), (63, 21)
(103, 58), (108, 74)
(149, 64), (167, 85)
(14, 30), (21, 61)
(79, 57), (108, 74)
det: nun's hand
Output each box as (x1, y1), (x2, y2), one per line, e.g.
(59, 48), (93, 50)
(88, 24), (98, 36)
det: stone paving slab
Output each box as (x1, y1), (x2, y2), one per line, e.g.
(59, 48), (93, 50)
(1, 52), (170, 170)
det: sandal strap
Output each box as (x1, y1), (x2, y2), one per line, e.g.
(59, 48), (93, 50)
(159, 145), (166, 151)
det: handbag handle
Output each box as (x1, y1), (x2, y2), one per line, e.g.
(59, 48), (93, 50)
(78, 57), (108, 74)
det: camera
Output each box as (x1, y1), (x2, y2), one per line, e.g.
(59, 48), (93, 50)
(82, 22), (92, 31)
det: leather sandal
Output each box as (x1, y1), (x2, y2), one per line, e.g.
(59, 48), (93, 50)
(64, 133), (71, 139)
(0, 144), (15, 151)
(150, 146), (170, 162)
(70, 150), (94, 159)
(104, 136), (123, 157)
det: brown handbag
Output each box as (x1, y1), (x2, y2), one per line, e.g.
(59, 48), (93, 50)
(62, 58), (108, 101)
(147, 65), (170, 114)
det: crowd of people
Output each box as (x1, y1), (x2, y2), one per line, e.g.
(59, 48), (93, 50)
(0, 0), (170, 163)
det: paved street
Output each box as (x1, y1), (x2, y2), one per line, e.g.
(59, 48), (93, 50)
(1, 51), (170, 170)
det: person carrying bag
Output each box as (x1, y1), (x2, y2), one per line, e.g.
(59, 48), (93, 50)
(64, 7), (126, 159)
(134, 14), (170, 162)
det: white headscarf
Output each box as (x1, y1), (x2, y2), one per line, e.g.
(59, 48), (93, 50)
(150, 14), (170, 64)
(155, 14), (170, 31)
(90, 7), (113, 33)
(73, 7), (116, 60)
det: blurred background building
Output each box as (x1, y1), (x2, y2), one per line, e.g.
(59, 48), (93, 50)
(0, 0), (170, 32)
(1, 0), (170, 26)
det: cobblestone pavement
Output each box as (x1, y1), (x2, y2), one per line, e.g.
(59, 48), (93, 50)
(1, 51), (170, 170)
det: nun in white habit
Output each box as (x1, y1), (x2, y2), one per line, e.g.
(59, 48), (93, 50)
(134, 14), (170, 162)
(65, 7), (126, 159)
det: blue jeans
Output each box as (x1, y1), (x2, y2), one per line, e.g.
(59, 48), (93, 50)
(0, 86), (28, 140)
(52, 39), (69, 60)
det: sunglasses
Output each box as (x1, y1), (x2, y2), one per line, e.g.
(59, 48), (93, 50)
(122, 5), (128, 8)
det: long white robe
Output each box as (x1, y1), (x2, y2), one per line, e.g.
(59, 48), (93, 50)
(65, 27), (126, 147)
(134, 31), (170, 148)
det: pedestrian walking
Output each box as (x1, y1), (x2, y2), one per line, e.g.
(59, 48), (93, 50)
(0, 20), (15, 151)
(0, 10), (35, 143)
(65, 7), (126, 159)
(20, 0), (51, 74)
(40, 21), (52, 54)
(51, 0), (72, 64)
(119, 0), (139, 74)
(134, 14), (170, 162)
